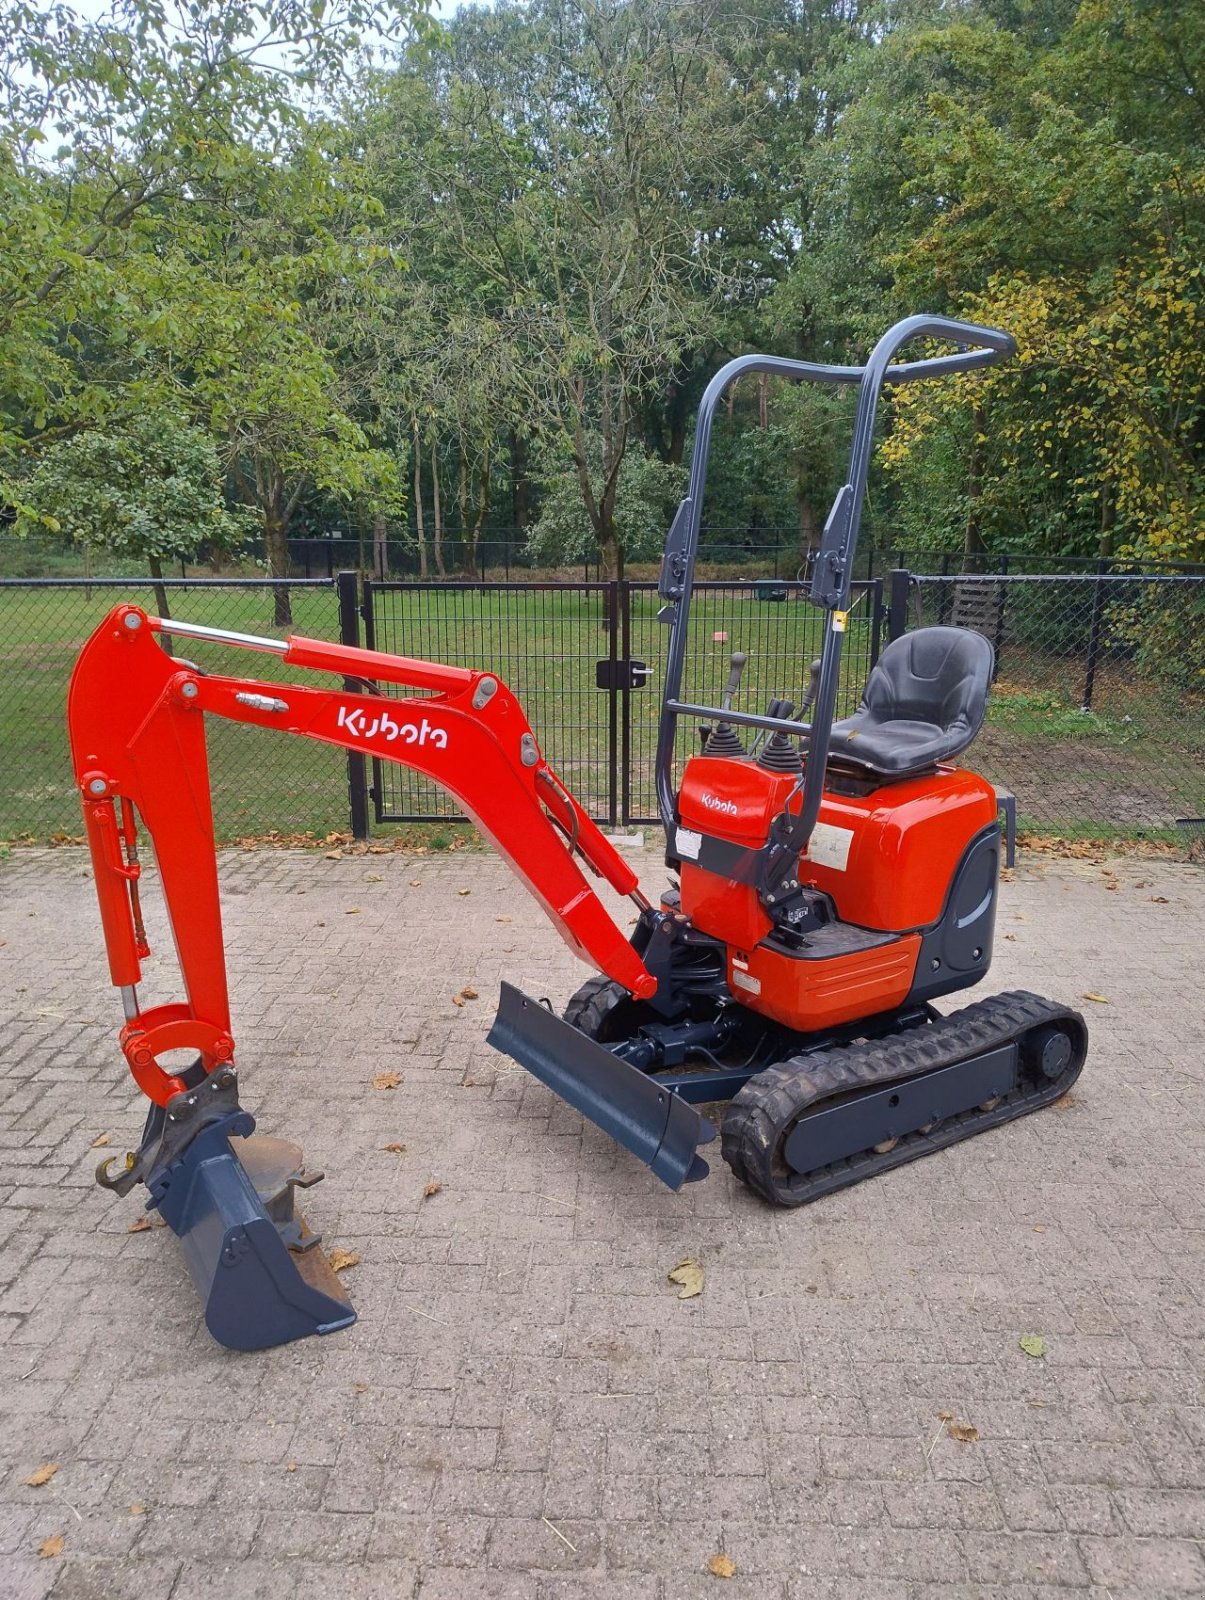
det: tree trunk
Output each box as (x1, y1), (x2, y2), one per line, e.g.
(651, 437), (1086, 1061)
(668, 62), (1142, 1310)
(598, 524), (623, 581)
(798, 498), (818, 570)
(412, 420), (428, 579)
(147, 554), (173, 656)
(372, 512), (388, 579)
(457, 454), (473, 575)
(431, 444), (446, 579)
(667, 381), (688, 466)
(264, 513), (293, 626)
(509, 429), (529, 539)
(465, 450), (490, 578)
(1098, 484), (1115, 561)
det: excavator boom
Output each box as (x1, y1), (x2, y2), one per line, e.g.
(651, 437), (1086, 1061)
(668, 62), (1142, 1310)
(68, 604), (654, 1347)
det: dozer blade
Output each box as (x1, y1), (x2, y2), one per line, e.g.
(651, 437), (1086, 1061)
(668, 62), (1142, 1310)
(149, 1120), (356, 1352)
(488, 981), (716, 1190)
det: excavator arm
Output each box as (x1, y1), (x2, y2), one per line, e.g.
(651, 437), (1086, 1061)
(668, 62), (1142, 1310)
(66, 604), (657, 1349)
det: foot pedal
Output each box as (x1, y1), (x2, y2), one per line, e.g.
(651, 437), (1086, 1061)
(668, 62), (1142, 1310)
(148, 1121), (356, 1351)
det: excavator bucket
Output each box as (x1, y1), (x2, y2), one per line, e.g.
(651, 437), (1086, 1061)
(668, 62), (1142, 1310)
(488, 981), (716, 1190)
(147, 1120), (356, 1352)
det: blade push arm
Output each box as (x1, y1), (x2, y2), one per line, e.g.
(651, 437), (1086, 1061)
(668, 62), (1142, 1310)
(68, 604), (656, 1105)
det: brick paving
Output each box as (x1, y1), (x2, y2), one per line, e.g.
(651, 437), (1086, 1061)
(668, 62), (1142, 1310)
(1, 840), (1203, 1600)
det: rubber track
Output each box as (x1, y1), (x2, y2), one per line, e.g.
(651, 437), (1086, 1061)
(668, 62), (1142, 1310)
(720, 989), (1087, 1207)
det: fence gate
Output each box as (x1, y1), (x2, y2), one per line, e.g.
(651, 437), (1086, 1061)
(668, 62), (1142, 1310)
(360, 576), (884, 831)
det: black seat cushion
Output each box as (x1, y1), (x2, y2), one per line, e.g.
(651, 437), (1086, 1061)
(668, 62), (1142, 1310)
(828, 626), (994, 778)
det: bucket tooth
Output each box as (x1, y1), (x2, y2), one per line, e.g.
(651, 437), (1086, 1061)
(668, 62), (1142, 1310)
(488, 981), (715, 1191)
(148, 1120), (356, 1352)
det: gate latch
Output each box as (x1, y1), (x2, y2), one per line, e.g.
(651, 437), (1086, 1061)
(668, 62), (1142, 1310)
(595, 659), (653, 691)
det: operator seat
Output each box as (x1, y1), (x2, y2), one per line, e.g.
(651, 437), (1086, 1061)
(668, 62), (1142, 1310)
(828, 625), (993, 779)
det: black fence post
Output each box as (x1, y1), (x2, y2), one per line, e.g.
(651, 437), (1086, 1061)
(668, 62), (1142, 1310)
(1081, 558), (1109, 712)
(869, 578), (884, 667)
(888, 568), (911, 641)
(337, 569), (370, 841)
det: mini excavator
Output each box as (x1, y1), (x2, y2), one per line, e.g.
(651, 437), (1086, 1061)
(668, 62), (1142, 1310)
(68, 316), (1087, 1350)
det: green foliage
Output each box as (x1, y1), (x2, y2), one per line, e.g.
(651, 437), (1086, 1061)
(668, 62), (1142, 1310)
(527, 445), (685, 569)
(0, 0), (1200, 577)
(11, 408), (255, 561)
(1109, 587), (1205, 697)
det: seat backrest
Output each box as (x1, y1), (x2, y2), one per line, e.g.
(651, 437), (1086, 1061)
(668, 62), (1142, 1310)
(861, 626), (994, 743)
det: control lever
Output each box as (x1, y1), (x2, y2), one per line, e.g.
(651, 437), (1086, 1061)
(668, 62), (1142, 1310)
(702, 651), (749, 757)
(758, 697), (802, 773)
(721, 651), (749, 710)
(799, 658), (822, 716)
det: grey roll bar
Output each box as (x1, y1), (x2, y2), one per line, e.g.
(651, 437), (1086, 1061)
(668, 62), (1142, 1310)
(654, 314), (1016, 887)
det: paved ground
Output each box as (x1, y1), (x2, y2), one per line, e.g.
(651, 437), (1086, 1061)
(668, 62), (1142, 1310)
(1, 840), (1203, 1600)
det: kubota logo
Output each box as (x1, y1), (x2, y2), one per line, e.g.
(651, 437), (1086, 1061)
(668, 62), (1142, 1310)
(701, 791), (738, 816)
(336, 705), (449, 749)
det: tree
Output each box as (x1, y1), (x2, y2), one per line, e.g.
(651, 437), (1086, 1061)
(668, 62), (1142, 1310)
(363, 0), (769, 576)
(0, 0), (422, 617)
(11, 407), (253, 613)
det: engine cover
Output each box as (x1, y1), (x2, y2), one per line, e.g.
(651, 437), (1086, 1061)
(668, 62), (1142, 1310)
(675, 753), (998, 948)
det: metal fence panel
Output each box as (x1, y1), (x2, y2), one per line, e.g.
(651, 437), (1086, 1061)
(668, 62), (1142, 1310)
(366, 580), (619, 824)
(0, 578), (346, 843)
(905, 573), (1205, 837)
(622, 579), (883, 824)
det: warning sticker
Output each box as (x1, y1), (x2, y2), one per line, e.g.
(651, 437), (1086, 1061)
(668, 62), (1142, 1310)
(807, 821), (854, 872)
(675, 827), (702, 861)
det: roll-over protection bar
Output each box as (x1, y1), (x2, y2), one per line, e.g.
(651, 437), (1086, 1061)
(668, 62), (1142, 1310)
(654, 314), (1016, 892)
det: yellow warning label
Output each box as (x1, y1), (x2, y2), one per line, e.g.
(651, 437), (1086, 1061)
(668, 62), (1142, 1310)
(832, 610), (848, 632)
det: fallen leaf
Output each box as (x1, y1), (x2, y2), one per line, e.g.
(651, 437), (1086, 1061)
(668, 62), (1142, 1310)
(495, 915), (511, 923)
(38, 1534), (64, 1559)
(365, 873), (383, 883)
(1052, 1093), (1076, 1110)
(324, 849), (342, 860)
(328, 1249), (359, 1273)
(316, 920), (326, 927)
(707, 1553), (737, 1579)
(285, 1463), (297, 1474)
(409, 879), (422, 887)
(127, 1215), (154, 1233)
(354, 1382), (369, 1393)
(461, 986), (479, 1000)
(1149, 895), (1168, 903)
(937, 1409), (954, 1422)
(452, 994), (465, 1007)
(1032, 1224), (1046, 1233)
(667, 1256), (704, 1300)
(383, 1142), (407, 1154)
(1019, 1334), (1047, 1359)
(90, 1132), (110, 1149)
(1082, 992), (1108, 1004)
(457, 888), (471, 896)
(24, 1463), (58, 1487)
(1028, 1400), (1048, 1409)
(372, 1071), (402, 1090)
(422, 1182), (442, 1199)
(948, 1421), (980, 1444)
(345, 907), (362, 916)
(128, 1503), (146, 1515)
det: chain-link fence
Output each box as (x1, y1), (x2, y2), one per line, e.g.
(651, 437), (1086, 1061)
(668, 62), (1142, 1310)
(902, 572), (1205, 840)
(0, 578), (350, 843)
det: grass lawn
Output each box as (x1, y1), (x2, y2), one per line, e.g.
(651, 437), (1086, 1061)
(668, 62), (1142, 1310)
(2, 579), (1201, 845)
